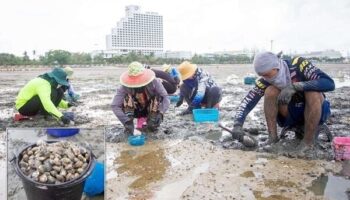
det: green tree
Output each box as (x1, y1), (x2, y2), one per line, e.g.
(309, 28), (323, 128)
(0, 53), (22, 65)
(42, 50), (71, 65)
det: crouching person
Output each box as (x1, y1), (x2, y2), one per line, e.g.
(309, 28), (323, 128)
(15, 67), (74, 124)
(232, 52), (335, 156)
(111, 62), (170, 135)
(176, 61), (222, 115)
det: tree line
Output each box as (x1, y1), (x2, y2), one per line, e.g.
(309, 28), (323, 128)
(0, 49), (346, 66)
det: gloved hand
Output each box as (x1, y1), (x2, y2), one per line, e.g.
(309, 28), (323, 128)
(124, 120), (134, 135)
(191, 93), (204, 108)
(278, 82), (304, 105)
(68, 102), (78, 107)
(147, 112), (163, 131)
(231, 123), (245, 141)
(60, 115), (71, 125)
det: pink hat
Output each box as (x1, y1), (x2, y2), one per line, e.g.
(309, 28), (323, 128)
(120, 62), (155, 88)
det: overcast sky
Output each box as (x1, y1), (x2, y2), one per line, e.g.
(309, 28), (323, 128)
(0, 0), (349, 56)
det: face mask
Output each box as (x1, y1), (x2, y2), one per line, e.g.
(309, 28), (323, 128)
(264, 60), (291, 89)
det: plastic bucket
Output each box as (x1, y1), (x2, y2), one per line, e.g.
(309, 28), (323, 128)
(11, 141), (96, 200)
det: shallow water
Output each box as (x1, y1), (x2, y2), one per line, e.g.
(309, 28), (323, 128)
(154, 163), (209, 200)
(307, 173), (350, 199)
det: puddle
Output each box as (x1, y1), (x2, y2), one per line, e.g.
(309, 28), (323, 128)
(253, 190), (291, 200)
(154, 163), (209, 200)
(240, 170), (255, 178)
(205, 131), (222, 140)
(115, 143), (170, 189)
(307, 173), (350, 199)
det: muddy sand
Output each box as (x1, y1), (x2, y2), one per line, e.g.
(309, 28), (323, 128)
(1, 64), (350, 199)
(6, 128), (105, 200)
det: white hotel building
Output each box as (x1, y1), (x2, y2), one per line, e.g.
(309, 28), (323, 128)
(106, 5), (163, 55)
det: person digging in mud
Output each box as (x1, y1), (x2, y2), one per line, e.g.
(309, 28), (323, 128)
(15, 67), (76, 125)
(146, 64), (181, 95)
(232, 51), (335, 157)
(175, 61), (222, 115)
(111, 61), (170, 135)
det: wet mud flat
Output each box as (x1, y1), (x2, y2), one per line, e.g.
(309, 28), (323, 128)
(0, 64), (349, 199)
(6, 128), (105, 200)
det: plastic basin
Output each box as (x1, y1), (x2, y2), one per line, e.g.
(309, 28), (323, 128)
(333, 137), (350, 160)
(46, 128), (80, 137)
(192, 108), (219, 122)
(128, 135), (146, 146)
(244, 76), (256, 85)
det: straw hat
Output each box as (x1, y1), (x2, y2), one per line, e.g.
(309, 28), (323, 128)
(120, 62), (155, 88)
(63, 67), (74, 77)
(162, 64), (171, 73)
(177, 61), (197, 80)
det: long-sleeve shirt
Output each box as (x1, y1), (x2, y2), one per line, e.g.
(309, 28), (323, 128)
(234, 57), (335, 125)
(111, 78), (170, 125)
(182, 67), (217, 97)
(15, 77), (68, 118)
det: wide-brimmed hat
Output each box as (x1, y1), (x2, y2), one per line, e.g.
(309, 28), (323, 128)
(120, 62), (155, 88)
(177, 61), (197, 80)
(162, 64), (171, 73)
(63, 67), (74, 77)
(48, 68), (69, 86)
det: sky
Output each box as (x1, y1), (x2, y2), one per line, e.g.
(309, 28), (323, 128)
(0, 0), (350, 56)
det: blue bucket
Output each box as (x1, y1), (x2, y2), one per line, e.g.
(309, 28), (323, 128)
(193, 108), (219, 122)
(128, 135), (146, 146)
(46, 128), (80, 137)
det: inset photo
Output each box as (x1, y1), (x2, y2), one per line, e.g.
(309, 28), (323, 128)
(7, 128), (105, 200)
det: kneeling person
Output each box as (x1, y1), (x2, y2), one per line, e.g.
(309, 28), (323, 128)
(176, 61), (222, 115)
(15, 68), (74, 124)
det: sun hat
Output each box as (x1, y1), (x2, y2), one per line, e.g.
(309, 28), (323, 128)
(48, 68), (69, 86)
(162, 64), (171, 73)
(63, 67), (74, 77)
(120, 62), (156, 88)
(177, 61), (198, 80)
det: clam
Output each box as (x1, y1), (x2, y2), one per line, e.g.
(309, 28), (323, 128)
(39, 174), (48, 183)
(19, 140), (91, 185)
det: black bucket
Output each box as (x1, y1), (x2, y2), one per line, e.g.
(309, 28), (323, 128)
(11, 141), (96, 200)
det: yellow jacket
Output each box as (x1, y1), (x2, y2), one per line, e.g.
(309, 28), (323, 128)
(15, 77), (68, 118)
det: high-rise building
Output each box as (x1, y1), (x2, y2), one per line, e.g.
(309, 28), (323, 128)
(106, 5), (163, 55)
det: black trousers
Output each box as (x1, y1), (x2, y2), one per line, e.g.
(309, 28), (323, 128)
(179, 84), (222, 108)
(18, 87), (65, 116)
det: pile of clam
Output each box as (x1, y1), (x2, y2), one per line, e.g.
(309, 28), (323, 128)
(19, 140), (90, 184)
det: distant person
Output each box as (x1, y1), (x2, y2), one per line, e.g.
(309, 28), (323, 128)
(148, 64), (181, 95)
(15, 68), (75, 124)
(231, 52), (335, 156)
(176, 61), (222, 115)
(111, 61), (170, 135)
(63, 67), (80, 103)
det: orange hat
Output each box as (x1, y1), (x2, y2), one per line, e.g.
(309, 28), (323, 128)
(120, 62), (155, 88)
(177, 61), (197, 80)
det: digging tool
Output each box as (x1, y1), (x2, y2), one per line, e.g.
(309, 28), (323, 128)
(218, 122), (257, 148)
